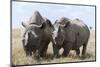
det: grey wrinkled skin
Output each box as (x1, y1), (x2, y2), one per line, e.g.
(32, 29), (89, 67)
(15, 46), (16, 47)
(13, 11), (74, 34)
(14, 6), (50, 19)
(52, 17), (90, 58)
(22, 11), (54, 58)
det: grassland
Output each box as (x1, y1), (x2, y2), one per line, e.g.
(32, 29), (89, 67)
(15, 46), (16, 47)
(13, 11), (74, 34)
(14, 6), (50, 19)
(12, 28), (96, 65)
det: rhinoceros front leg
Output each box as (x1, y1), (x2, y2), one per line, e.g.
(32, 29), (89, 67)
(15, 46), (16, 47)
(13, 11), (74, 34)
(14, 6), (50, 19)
(40, 42), (49, 58)
(53, 44), (60, 58)
(62, 42), (72, 57)
(37, 40), (50, 58)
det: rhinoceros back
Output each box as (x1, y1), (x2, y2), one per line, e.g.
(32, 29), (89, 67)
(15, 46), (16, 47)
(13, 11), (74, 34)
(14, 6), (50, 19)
(70, 18), (90, 49)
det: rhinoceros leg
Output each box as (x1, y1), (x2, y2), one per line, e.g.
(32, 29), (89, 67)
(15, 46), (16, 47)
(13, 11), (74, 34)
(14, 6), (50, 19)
(82, 43), (87, 56)
(37, 39), (49, 58)
(53, 44), (60, 58)
(62, 42), (72, 57)
(27, 47), (32, 56)
(32, 48), (36, 54)
(29, 51), (32, 56)
(37, 46), (44, 58)
(24, 46), (32, 56)
(25, 50), (32, 56)
(75, 49), (80, 56)
(40, 40), (50, 57)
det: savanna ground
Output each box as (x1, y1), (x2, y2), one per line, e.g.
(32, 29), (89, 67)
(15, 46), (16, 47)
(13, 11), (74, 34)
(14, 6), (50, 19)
(12, 28), (96, 65)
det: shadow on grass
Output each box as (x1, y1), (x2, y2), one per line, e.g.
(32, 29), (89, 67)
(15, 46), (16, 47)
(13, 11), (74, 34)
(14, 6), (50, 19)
(23, 52), (95, 64)
(80, 53), (95, 60)
(34, 53), (54, 62)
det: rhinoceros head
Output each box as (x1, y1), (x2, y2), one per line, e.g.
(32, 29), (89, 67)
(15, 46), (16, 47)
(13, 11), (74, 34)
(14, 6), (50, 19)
(52, 17), (70, 46)
(52, 23), (64, 46)
(22, 21), (46, 56)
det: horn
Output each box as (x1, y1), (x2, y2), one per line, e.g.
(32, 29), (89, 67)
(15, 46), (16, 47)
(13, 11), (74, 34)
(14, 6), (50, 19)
(30, 24), (42, 28)
(58, 26), (62, 32)
(22, 22), (27, 28)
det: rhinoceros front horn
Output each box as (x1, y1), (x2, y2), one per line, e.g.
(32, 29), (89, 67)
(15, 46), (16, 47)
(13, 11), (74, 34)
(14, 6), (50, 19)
(22, 21), (43, 28)
(22, 21), (27, 28)
(33, 23), (45, 29)
(33, 24), (42, 28)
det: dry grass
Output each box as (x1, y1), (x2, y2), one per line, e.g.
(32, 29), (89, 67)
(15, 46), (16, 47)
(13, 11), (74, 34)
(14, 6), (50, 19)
(12, 28), (96, 65)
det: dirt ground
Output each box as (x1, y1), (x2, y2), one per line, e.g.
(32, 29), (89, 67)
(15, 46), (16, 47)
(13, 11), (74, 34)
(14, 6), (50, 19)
(12, 28), (96, 65)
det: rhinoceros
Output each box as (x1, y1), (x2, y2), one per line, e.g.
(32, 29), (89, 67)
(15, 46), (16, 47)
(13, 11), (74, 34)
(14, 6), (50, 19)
(52, 17), (90, 58)
(22, 11), (54, 58)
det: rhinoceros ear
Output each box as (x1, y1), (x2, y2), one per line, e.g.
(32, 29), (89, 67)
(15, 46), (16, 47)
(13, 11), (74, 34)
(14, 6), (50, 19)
(47, 19), (53, 27)
(64, 21), (70, 28)
(40, 22), (46, 29)
(60, 21), (70, 28)
(22, 22), (27, 28)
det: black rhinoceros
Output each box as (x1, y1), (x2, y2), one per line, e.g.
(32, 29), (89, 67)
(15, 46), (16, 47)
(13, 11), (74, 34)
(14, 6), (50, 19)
(52, 17), (90, 57)
(22, 11), (54, 58)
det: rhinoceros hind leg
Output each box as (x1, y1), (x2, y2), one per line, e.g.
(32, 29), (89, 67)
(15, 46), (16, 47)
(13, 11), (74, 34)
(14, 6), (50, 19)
(82, 43), (87, 56)
(53, 44), (60, 58)
(62, 49), (70, 57)
(75, 49), (80, 56)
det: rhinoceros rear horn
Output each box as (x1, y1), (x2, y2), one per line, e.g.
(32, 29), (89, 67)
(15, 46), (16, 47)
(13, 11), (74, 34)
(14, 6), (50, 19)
(58, 26), (61, 33)
(22, 22), (27, 28)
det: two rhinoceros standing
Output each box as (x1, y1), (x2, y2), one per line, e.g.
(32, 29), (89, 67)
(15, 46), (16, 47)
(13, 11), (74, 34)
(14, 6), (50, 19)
(22, 11), (90, 59)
